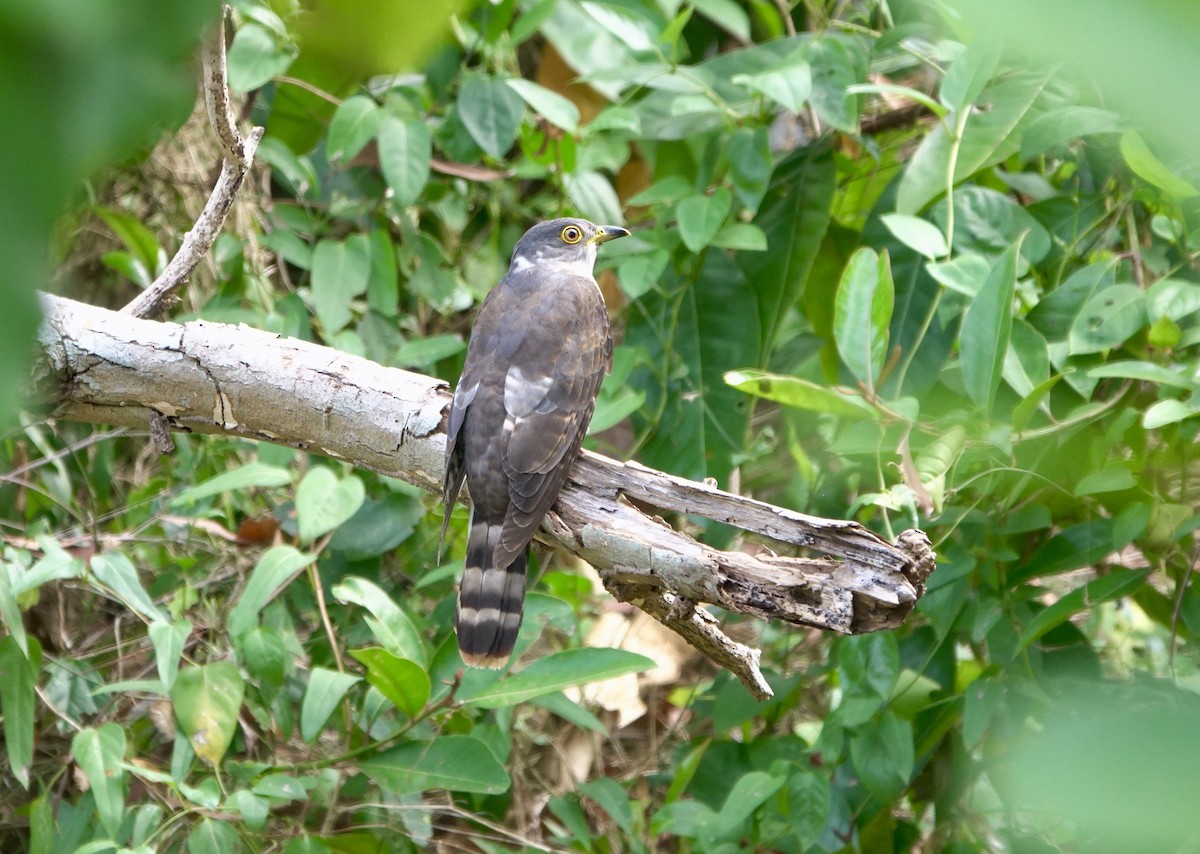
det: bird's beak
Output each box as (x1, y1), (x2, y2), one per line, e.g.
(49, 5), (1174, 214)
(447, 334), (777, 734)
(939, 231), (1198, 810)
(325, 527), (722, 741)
(590, 225), (631, 245)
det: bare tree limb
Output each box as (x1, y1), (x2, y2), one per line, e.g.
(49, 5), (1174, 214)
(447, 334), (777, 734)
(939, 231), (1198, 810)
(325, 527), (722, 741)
(122, 9), (264, 320)
(35, 293), (934, 698)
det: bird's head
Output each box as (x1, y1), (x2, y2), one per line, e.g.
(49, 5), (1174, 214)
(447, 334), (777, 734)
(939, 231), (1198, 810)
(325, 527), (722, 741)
(509, 217), (630, 278)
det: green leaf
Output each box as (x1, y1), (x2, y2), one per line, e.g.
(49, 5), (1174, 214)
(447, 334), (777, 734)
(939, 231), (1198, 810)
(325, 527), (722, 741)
(1068, 284), (1147, 355)
(714, 771), (786, 841)
(727, 125), (773, 213)
(530, 691), (609, 734)
(564, 170), (624, 225)
(170, 462), (292, 507)
(736, 142), (836, 362)
(458, 73), (525, 159)
(617, 249), (669, 299)
(676, 188), (732, 253)
(725, 369), (877, 418)
(959, 240), (1021, 414)
(850, 711), (914, 801)
(710, 223), (768, 251)
(300, 667), (362, 742)
(1020, 106), (1123, 159)
(326, 95), (381, 165)
(332, 576), (428, 666)
(800, 36), (866, 132)
(880, 214), (947, 260)
(1019, 569), (1150, 649)
(237, 626), (287, 690)
(186, 817), (245, 854)
(311, 236), (371, 334)
(784, 770), (831, 848)
(1011, 519), (1117, 583)
(1147, 277), (1200, 322)
(1074, 465), (1137, 497)
(94, 206), (162, 277)
(459, 648), (654, 708)
(89, 551), (168, 623)
(0, 563), (27, 656)
(229, 789), (270, 832)
(148, 619), (190, 691)
(939, 38), (1001, 113)
(579, 777), (634, 833)
(732, 58), (812, 112)
(361, 735), (510, 795)
(172, 661), (245, 766)
(1120, 132), (1198, 198)
(349, 648), (430, 717)
(962, 677), (1004, 748)
(833, 248), (894, 393)
(252, 774), (308, 801)
(693, 0), (750, 40)
(377, 115), (431, 207)
(839, 633), (901, 700)
(506, 78), (580, 132)
(1143, 399), (1200, 429)
(72, 724), (127, 837)
(226, 23), (295, 92)
(295, 467), (365, 543)
(0, 635), (36, 788)
(228, 546), (317, 638)
(393, 334), (465, 369)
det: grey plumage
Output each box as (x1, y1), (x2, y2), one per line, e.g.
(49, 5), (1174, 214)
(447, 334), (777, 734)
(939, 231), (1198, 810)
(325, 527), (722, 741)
(442, 218), (629, 668)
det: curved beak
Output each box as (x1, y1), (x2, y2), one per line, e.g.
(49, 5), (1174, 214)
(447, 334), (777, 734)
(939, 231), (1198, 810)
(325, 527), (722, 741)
(591, 225), (631, 245)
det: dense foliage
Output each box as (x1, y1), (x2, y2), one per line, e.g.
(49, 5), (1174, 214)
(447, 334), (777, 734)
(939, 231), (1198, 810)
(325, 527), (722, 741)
(3, 0), (1200, 851)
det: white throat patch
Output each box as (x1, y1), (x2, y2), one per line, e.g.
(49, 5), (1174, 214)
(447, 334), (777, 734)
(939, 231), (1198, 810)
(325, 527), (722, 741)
(510, 244), (599, 280)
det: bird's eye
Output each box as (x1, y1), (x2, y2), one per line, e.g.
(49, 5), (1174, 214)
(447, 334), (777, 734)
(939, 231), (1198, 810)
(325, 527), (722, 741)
(561, 225), (583, 244)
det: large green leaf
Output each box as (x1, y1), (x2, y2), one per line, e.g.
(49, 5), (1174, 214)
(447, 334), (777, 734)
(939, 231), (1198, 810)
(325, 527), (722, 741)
(0, 635), (36, 788)
(326, 95), (381, 165)
(458, 73), (525, 160)
(311, 236), (371, 335)
(169, 462), (293, 507)
(300, 667), (361, 742)
(377, 115), (431, 207)
(458, 648), (653, 708)
(736, 141), (836, 363)
(849, 711), (914, 802)
(349, 647), (430, 717)
(361, 735), (510, 795)
(833, 247), (895, 393)
(332, 577), (427, 666)
(171, 661), (245, 766)
(628, 252), (761, 486)
(72, 724), (127, 837)
(89, 551), (168, 623)
(959, 240), (1022, 414)
(295, 467), (365, 543)
(1020, 569), (1151, 649)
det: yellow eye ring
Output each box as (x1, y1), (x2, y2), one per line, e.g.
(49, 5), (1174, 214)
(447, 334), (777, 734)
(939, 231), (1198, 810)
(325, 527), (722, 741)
(561, 225), (583, 244)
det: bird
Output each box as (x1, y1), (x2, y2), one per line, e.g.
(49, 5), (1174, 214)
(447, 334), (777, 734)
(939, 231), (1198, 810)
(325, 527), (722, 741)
(441, 217), (630, 668)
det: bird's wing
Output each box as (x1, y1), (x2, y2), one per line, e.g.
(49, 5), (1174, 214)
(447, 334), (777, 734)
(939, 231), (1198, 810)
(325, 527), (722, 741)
(493, 276), (611, 563)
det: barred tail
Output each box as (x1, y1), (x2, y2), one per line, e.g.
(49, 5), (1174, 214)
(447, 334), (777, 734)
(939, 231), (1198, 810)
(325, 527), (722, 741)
(455, 512), (527, 669)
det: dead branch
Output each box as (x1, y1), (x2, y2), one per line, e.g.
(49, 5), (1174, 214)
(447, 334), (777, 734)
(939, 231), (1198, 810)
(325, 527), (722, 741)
(121, 9), (264, 320)
(35, 293), (933, 698)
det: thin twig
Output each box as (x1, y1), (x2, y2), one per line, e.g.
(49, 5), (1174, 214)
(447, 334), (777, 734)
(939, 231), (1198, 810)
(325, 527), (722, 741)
(121, 9), (265, 319)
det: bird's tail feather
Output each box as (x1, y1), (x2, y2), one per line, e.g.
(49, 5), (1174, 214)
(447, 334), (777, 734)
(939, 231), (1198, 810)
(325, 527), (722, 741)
(456, 513), (527, 669)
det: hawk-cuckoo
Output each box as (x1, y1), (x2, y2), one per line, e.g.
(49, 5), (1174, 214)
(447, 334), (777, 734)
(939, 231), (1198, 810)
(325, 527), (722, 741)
(442, 218), (629, 668)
